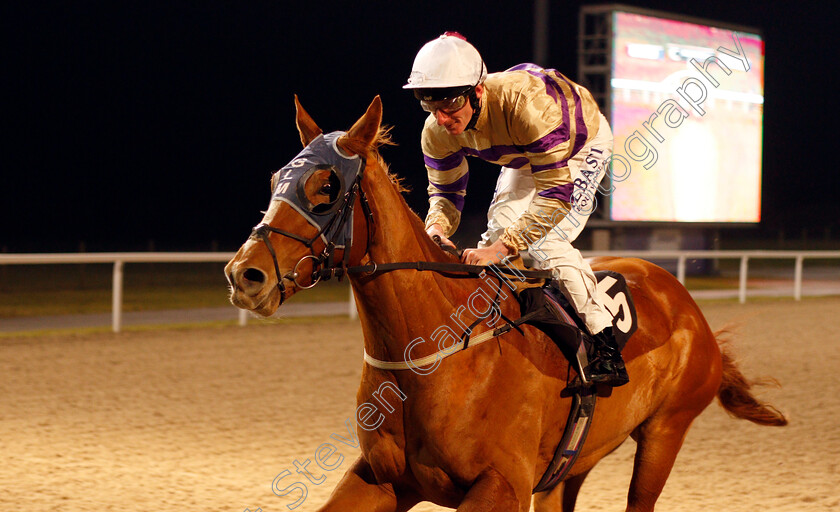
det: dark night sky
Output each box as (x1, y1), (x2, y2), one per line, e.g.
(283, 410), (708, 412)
(2, 1), (836, 252)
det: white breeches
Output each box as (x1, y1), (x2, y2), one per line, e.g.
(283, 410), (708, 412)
(478, 113), (614, 335)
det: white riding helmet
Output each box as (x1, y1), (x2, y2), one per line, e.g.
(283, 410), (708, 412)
(403, 32), (487, 98)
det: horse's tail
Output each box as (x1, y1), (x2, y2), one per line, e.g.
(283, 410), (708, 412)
(715, 329), (788, 426)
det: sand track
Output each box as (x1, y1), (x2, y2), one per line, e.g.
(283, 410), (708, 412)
(1, 299), (838, 511)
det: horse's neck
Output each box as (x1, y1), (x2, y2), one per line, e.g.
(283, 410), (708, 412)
(350, 166), (470, 362)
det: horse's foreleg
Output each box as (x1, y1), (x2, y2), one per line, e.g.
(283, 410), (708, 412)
(456, 467), (527, 512)
(532, 483), (563, 512)
(532, 469), (591, 512)
(316, 456), (417, 512)
(625, 417), (693, 512)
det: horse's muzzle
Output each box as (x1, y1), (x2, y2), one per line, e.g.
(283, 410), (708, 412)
(226, 262), (286, 316)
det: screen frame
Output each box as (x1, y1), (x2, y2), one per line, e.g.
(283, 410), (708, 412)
(580, 4), (764, 228)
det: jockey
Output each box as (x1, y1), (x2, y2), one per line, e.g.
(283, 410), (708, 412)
(404, 32), (628, 387)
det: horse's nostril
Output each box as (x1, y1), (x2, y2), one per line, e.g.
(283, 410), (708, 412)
(243, 268), (266, 283)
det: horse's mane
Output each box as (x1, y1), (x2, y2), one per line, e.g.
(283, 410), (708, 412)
(340, 123), (450, 259)
(341, 125), (409, 194)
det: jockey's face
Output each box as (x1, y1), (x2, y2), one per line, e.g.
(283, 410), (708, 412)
(432, 84), (483, 136)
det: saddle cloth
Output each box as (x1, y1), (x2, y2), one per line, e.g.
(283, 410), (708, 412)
(517, 270), (638, 363)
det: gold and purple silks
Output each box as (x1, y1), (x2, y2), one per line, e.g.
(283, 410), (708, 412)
(421, 64), (602, 249)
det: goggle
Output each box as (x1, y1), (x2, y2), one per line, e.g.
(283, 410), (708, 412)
(420, 94), (468, 115)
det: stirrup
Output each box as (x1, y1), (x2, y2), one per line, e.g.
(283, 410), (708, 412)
(588, 368), (628, 386)
(573, 336), (592, 387)
(587, 357), (629, 386)
(585, 336), (629, 387)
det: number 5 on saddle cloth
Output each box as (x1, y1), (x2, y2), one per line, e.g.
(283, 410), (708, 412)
(517, 270), (638, 384)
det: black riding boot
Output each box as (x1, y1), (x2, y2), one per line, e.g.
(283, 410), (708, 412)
(586, 327), (630, 387)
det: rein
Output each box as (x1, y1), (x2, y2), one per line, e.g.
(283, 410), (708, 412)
(251, 141), (553, 303)
(339, 260), (552, 280)
(251, 130), (555, 370)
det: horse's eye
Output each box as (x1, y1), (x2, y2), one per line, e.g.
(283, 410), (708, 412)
(320, 183), (333, 195)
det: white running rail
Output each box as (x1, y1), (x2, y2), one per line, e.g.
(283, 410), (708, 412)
(2, 250), (839, 332)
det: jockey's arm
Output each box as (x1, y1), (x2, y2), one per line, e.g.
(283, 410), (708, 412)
(422, 142), (469, 245)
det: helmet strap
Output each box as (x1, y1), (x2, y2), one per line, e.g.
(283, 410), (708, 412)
(465, 88), (481, 131)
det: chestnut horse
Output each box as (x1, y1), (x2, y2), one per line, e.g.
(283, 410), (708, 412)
(225, 96), (786, 511)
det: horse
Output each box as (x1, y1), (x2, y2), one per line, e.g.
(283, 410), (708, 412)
(224, 95), (787, 512)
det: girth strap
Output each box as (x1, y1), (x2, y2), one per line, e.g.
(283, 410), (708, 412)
(533, 387), (597, 493)
(363, 308), (544, 371)
(359, 260), (551, 371)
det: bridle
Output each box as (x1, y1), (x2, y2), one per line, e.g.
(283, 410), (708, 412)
(249, 172), (372, 305)
(249, 132), (372, 305)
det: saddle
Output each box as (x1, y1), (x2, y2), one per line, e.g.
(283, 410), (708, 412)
(516, 270), (638, 493)
(517, 270), (638, 381)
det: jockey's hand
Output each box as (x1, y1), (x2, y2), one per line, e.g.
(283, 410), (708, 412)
(426, 224), (457, 250)
(461, 238), (514, 266)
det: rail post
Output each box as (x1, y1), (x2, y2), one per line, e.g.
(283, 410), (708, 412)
(112, 260), (124, 332)
(348, 286), (358, 320)
(794, 255), (804, 301)
(738, 256), (749, 304)
(677, 255), (686, 285)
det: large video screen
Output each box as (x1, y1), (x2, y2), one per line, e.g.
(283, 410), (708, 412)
(609, 11), (764, 223)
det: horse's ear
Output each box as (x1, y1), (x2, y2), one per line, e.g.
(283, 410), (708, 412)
(295, 94), (322, 147)
(340, 96), (382, 154)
